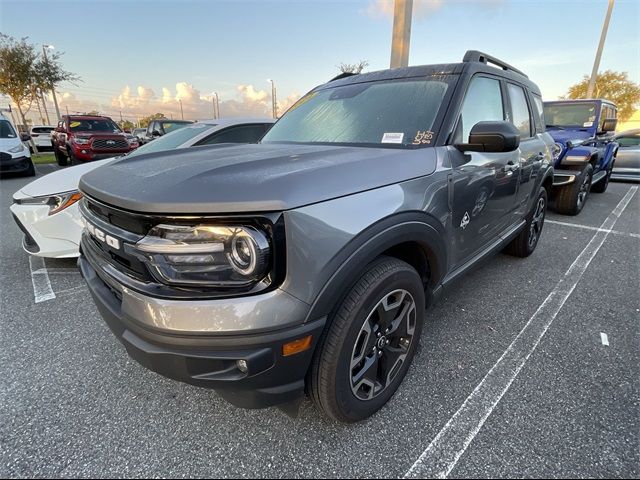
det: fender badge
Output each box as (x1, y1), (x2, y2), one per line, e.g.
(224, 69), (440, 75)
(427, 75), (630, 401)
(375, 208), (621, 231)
(461, 212), (470, 230)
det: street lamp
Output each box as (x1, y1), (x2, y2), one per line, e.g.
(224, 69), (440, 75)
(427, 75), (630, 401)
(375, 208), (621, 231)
(209, 91), (220, 119)
(42, 44), (61, 121)
(267, 79), (277, 119)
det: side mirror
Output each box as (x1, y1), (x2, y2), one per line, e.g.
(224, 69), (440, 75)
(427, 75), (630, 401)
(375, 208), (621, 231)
(123, 128), (132, 133)
(600, 118), (617, 133)
(20, 133), (31, 141)
(152, 130), (162, 137)
(455, 121), (520, 153)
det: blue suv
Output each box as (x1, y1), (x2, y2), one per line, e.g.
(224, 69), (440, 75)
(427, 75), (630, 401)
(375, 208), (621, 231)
(544, 99), (619, 215)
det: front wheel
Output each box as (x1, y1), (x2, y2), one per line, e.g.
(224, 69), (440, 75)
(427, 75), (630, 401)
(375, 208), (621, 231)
(504, 187), (547, 257)
(553, 163), (593, 215)
(308, 256), (425, 423)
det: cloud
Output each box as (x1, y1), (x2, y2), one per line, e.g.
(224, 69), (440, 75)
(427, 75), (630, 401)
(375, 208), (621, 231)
(365, 0), (444, 20)
(365, 0), (503, 20)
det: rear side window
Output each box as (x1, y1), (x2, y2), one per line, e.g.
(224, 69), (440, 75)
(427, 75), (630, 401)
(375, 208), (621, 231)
(507, 83), (532, 138)
(459, 76), (504, 143)
(531, 95), (545, 133)
(32, 127), (54, 134)
(199, 124), (267, 145)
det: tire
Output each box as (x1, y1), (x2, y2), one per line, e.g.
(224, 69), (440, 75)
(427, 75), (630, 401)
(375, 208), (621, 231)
(504, 187), (547, 257)
(591, 160), (614, 193)
(24, 160), (36, 177)
(308, 256), (426, 423)
(54, 146), (68, 166)
(66, 145), (78, 166)
(553, 163), (593, 215)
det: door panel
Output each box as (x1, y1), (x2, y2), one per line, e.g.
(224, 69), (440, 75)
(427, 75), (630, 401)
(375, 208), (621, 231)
(449, 75), (519, 267)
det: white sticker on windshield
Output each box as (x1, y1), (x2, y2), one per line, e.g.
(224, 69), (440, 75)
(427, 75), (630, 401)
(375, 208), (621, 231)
(382, 132), (404, 144)
(583, 121), (593, 127)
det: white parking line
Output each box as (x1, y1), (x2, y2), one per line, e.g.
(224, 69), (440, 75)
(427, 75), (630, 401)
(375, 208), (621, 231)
(600, 333), (609, 347)
(546, 219), (640, 239)
(404, 186), (637, 479)
(28, 256), (56, 303)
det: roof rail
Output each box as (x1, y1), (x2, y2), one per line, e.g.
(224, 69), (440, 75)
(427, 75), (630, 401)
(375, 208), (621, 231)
(329, 72), (359, 82)
(463, 50), (528, 78)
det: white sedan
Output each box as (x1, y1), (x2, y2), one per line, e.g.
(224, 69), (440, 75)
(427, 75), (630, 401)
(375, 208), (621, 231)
(11, 118), (274, 258)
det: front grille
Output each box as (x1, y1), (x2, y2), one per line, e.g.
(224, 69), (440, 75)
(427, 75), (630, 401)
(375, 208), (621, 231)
(92, 138), (128, 149)
(0, 152), (11, 162)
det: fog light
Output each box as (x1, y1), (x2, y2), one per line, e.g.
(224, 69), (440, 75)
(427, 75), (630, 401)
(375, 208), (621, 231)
(236, 359), (248, 373)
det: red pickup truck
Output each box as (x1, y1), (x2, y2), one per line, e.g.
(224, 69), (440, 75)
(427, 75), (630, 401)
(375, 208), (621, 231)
(51, 115), (137, 166)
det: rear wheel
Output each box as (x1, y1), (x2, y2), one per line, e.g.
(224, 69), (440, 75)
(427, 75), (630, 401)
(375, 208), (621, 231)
(504, 187), (547, 257)
(591, 161), (614, 193)
(308, 256), (425, 422)
(554, 164), (593, 215)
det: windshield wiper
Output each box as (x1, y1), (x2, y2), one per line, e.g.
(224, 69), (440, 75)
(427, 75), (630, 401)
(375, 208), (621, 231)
(546, 124), (565, 130)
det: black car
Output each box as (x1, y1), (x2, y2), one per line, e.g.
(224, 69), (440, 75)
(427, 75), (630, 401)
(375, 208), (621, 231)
(78, 51), (555, 422)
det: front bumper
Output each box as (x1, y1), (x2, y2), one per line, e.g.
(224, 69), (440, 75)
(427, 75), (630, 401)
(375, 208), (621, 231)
(9, 201), (82, 258)
(78, 254), (325, 409)
(71, 146), (131, 162)
(0, 155), (32, 174)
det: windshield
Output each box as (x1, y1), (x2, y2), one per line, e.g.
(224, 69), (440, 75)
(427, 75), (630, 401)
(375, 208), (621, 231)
(0, 120), (17, 139)
(543, 103), (598, 128)
(262, 77), (453, 147)
(127, 123), (212, 157)
(161, 121), (192, 134)
(69, 118), (121, 132)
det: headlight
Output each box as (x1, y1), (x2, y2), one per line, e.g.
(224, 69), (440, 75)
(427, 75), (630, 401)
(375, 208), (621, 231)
(552, 142), (563, 160)
(8, 143), (25, 153)
(15, 191), (83, 216)
(73, 137), (90, 145)
(132, 224), (271, 288)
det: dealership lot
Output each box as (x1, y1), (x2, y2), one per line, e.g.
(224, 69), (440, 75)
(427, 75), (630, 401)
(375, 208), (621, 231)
(1, 165), (638, 478)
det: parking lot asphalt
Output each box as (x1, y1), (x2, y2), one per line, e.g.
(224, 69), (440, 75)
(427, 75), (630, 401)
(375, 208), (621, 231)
(1, 165), (638, 478)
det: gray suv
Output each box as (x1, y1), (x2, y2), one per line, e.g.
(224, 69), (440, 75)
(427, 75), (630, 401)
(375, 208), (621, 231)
(78, 51), (554, 422)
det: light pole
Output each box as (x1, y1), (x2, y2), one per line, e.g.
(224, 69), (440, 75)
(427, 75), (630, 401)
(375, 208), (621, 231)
(210, 92), (220, 119)
(179, 99), (184, 120)
(42, 44), (61, 121)
(267, 79), (277, 119)
(39, 89), (51, 125)
(390, 0), (413, 68)
(586, 0), (615, 99)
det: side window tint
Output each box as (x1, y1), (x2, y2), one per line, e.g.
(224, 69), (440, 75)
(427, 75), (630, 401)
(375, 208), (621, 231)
(532, 95), (545, 132)
(507, 83), (532, 138)
(201, 125), (266, 145)
(460, 77), (504, 143)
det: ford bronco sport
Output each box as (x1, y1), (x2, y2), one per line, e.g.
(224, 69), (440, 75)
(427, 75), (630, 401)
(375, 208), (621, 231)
(78, 51), (554, 422)
(544, 99), (619, 215)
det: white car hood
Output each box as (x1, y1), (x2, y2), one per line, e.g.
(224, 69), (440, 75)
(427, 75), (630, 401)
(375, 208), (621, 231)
(16, 158), (114, 198)
(0, 136), (24, 152)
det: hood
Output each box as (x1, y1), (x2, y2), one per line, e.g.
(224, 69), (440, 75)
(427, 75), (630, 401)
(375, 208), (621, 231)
(73, 131), (126, 138)
(79, 143), (439, 214)
(546, 128), (593, 145)
(0, 136), (23, 151)
(16, 158), (114, 198)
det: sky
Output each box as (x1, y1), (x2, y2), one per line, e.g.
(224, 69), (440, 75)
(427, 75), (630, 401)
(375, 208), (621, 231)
(1, 0), (639, 124)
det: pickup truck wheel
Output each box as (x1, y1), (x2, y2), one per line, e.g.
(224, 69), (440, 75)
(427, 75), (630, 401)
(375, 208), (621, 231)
(591, 161), (614, 193)
(67, 146), (78, 166)
(54, 147), (68, 166)
(504, 187), (547, 257)
(553, 163), (593, 215)
(308, 256), (425, 423)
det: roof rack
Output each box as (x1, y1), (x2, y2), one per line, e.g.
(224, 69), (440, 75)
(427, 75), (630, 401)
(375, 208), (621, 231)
(463, 50), (528, 78)
(328, 72), (359, 82)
